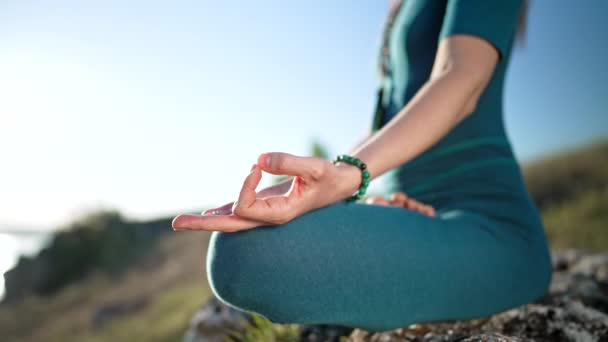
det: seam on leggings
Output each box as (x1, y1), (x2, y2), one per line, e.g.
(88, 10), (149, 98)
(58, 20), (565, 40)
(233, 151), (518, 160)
(408, 157), (518, 195)
(405, 137), (511, 168)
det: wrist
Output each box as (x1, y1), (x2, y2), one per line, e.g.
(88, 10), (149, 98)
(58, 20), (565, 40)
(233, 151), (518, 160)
(329, 153), (373, 201)
(333, 161), (366, 200)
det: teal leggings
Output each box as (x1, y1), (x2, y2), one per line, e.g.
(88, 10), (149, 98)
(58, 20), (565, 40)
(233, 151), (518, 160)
(206, 163), (553, 332)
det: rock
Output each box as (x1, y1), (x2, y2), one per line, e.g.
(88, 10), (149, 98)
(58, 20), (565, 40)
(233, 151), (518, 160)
(550, 273), (608, 313)
(551, 249), (589, 272)
(347, 296), (608, 341)
(299, 324), (355, 342)
(183, 296), (252, 342)
(487, 297), (608, 341)
(457, 333), (527, 342)
(570, 254), (608, 283)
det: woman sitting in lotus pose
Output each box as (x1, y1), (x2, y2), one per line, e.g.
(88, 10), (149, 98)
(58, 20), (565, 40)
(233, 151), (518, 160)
(173, 0), (552, 332)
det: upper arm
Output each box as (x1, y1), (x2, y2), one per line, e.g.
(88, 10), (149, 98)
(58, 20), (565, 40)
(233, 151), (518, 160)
(433, 0), (524, 76)
(439, 0), (524, 61)
(430, 0), (524, 113)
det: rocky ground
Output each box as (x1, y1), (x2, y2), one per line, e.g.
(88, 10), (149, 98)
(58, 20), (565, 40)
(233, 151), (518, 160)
(185, 249), (608, 342)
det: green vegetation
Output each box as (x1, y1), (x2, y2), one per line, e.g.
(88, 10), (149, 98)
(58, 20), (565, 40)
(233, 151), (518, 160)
(541, 188), (607, 250)
(523, 139), (608, 209)
(0, 231), (212, 342)
(3, 211), (172, 303)
(84, 284), (208, 342)
(522, 139), (608, 251)
(228, 314), (300, 342)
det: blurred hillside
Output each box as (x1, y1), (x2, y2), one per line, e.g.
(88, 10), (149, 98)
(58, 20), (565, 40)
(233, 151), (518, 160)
(0, 139), (606, 342)
(2, 211), (171, 304)
(523, 139), (608, 250)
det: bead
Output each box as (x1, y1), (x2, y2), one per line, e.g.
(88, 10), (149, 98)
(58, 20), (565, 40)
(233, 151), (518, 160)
(332, 154), (370, 202)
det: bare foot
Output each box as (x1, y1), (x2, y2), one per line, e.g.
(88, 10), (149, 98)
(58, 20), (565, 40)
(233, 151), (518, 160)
(364, 192), (436, 217)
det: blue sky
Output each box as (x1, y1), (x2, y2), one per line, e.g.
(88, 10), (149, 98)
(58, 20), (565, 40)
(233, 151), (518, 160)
(1, 0), (606, 230)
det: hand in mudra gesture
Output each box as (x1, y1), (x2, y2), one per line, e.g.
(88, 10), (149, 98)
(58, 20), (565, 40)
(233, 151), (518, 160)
(172, 152), (362, 232)
(172, 152), (435, 232)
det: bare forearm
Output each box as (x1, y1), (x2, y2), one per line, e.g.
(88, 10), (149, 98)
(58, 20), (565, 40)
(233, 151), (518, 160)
(348, 131), (372, 155)
(332, 35), (499, 199)
(349, 69), (484, 183)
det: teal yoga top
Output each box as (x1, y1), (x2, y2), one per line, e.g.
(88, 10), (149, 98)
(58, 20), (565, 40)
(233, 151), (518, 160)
(372, 0), (526, 211)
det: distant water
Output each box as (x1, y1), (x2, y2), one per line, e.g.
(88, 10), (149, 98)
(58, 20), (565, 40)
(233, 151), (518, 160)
(0, 232), (52, 300)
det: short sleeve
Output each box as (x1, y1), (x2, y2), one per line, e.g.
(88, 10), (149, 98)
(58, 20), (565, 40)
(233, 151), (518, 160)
(439, 0), (524, 59)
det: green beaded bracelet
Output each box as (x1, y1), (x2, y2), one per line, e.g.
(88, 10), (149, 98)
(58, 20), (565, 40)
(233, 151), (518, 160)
(332, 154), (370, 202)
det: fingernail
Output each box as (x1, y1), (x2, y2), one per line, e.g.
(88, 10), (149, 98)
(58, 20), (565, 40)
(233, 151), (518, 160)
(250, 164), (257, 172)
(171, 216), (183, 230)
(262, 154), (272, 168)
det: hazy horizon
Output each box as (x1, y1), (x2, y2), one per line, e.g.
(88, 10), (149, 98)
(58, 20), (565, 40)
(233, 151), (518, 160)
(1, 136), (604, 233)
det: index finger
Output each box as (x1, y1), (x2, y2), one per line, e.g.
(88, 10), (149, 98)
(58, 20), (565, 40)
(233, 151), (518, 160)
(172, 214), (266, 232)
(232, 164), (262, 214)
(259, 152), (323, 181)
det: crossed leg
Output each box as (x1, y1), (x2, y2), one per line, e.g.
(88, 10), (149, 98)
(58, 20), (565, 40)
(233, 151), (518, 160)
(206, 200), (552, 332)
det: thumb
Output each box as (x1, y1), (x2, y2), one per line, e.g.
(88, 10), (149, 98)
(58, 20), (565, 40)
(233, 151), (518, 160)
(258, 152), (324, 180)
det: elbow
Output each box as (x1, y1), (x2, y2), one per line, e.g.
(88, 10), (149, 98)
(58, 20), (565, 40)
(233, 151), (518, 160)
(430, 36), (499, 122)
(443, 66), (489, 121)
(427, 61), (493, 123)
(460, 93), (480, 119)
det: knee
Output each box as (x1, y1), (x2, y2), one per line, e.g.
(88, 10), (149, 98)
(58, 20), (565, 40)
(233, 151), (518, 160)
(206, 230), (290, 322)
(206, 231), (254, 311)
